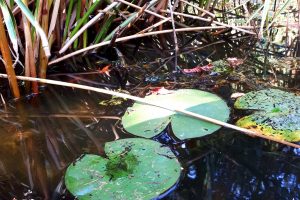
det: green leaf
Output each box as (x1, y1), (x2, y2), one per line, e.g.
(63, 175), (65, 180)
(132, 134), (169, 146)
(0, 0), (18, 56)
(70, 0), (104, 38)
(122, 89), (230, 140)
(235, 89), (300, 142)
(14, 0), (50, 56)
(65, 138), (181, 200)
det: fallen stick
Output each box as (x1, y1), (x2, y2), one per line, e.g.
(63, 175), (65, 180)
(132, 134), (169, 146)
(0, 73), (299, 148)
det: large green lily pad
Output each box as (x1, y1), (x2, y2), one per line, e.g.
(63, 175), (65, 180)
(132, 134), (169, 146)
(122, 89), (230, 140)
(235, 89), (300, 142)
(65, 138), (181, 200)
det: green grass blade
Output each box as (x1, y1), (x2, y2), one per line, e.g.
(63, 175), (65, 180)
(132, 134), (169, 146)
(0, 0), (18, 57)
(14, 0), (50, 57)
(63, 0), (75, 41)
(246, 4), (264, 24)
(103, 12), (139, 42)
(259, 0), (272, 37)
(70, 0), (103, 38)
(93, 14), (115, 44)
(267, 0), (292, 29)
(73, 0), (82, 49)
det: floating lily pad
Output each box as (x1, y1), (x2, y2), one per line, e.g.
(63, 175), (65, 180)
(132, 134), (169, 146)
(235, 88), (300, 112)
(122, 89), (230, 140)
(235, 89), (300, 142)
(65, 138), (181, 200)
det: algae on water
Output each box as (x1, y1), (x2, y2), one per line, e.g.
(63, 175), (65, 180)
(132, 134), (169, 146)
(235, 89), (300, 142)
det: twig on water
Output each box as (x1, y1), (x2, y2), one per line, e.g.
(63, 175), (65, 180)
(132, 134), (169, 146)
(0, 73), (299, 149)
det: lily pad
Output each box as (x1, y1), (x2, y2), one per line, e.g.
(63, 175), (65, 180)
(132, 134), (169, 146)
(65, 138), (181, 200)
(235, 88), (300, 112)
(122, 89), (230, 140)
(235, 89), (300, 142)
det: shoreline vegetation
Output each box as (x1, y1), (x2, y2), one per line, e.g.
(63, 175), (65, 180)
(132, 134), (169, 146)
(0, 0), (297, 96)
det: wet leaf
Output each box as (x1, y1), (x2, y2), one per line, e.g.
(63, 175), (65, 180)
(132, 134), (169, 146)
(235, 89), (300, 142)
(122, 89), (230, 140)
(182, 64), (213, 74)
(226, 57), (244, 67)
(65, 138), (181, 200)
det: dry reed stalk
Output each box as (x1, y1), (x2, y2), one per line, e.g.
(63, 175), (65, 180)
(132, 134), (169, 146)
(39, 0), (50, 79)
(33, 0), (44, 58)
(0, 11), (20, 98)
(137, 17), (170, 34)
(59, 1), (119, 54)
(0, 73), (299, 149)
(22, 0), (38, 93)
(168, 0), (179, 71)
(50, 25), (256, 65)
(158, 0), (168, 49)
(160, 9), (256, 35)
(180, 0), (215, 18)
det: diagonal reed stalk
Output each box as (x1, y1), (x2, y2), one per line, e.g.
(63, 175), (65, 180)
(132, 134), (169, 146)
(0, 11), (20, 98)
(59, 1), (119, 53)
(0, 73), (298, 149)
(168, 0), (178, 71)
(50, 25), (256, 65)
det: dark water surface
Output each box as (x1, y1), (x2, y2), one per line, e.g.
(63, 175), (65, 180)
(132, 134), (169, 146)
(0, 51), (300, 200)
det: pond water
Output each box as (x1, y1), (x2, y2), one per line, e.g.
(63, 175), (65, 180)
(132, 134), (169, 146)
(0, 44), (299, 199)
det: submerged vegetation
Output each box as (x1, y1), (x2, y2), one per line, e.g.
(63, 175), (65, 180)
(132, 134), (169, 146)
(0, 0), (299, 199)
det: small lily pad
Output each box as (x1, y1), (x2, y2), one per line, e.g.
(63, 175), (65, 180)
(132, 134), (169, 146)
(235, 89), (300, 142)
(65, 138), (181, 200)
(122, 89), (230, 140)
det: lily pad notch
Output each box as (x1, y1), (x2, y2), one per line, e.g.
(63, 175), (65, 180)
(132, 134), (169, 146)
(65, 138), (181, 200)
(122, 89), (230, 140)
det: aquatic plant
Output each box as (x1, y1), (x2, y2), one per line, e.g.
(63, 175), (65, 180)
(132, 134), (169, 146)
(235, 89), (300, 142)
(122, 89), (230, 139)
(65, 138), (181, 199)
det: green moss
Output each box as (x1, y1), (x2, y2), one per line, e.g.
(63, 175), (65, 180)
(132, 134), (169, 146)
(237, 113), (300, 142)
(271, 107), (281, 113)
(105, 151), (139, 180)
(212, 60), (232, 74)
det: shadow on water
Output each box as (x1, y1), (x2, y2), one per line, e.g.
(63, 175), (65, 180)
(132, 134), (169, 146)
(0, 43), (299, 199)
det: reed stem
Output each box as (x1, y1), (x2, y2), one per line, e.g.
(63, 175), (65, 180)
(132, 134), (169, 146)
(0, 11), (20, 98)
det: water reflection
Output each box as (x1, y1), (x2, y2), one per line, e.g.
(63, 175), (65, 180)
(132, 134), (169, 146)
(0, 85), (124, 199)
(164, 132), (300, 200)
